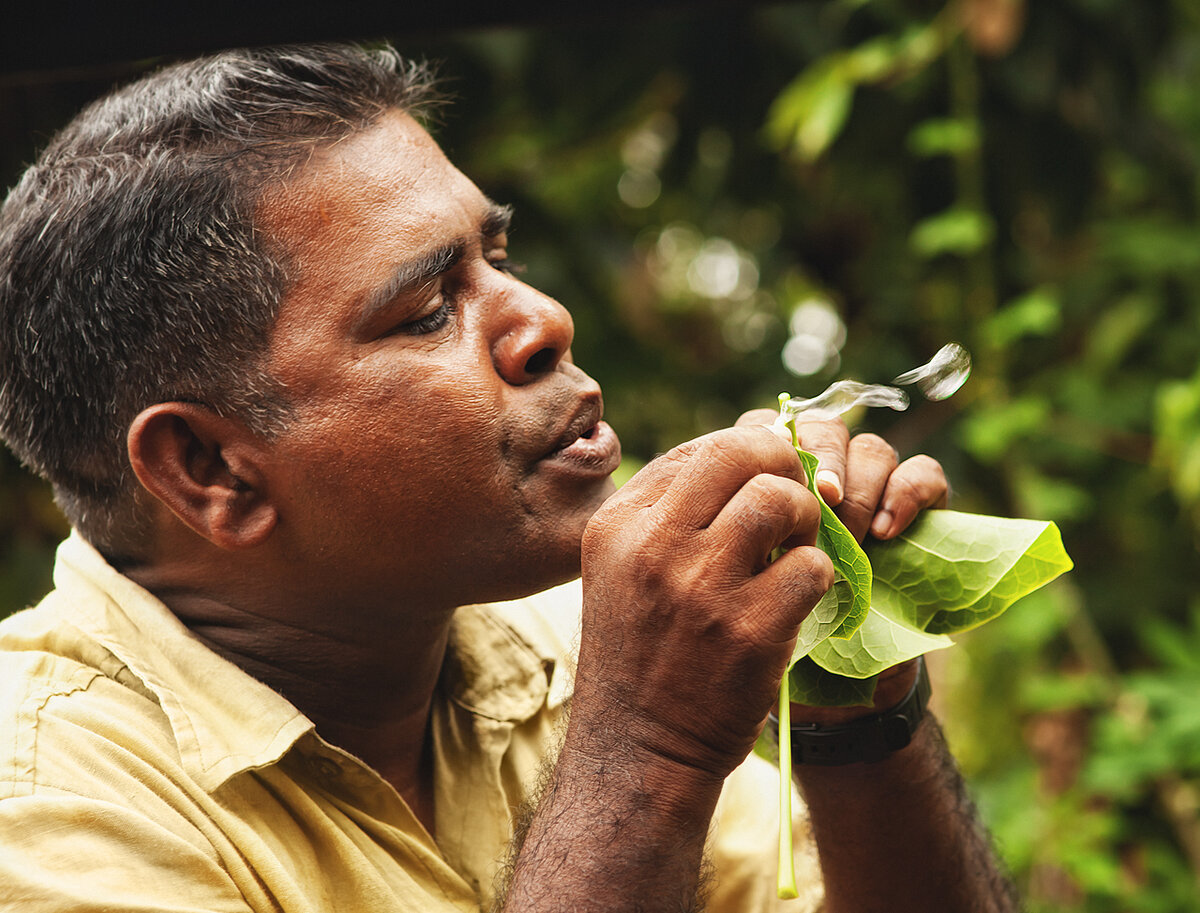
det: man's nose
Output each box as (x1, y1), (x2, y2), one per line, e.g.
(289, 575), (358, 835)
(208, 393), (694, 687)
(491, 282), (575, 385)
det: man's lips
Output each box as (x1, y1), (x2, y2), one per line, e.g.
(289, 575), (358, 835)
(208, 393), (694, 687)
(539, 402), (622, 475)
(548, 401), (604, 454)
(545, 419), (620, 465)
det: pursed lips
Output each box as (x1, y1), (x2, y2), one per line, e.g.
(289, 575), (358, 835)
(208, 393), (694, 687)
(547, 398), (604, 456)
(526, 390), (622, 478)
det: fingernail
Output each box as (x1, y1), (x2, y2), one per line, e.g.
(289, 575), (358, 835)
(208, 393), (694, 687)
(816, 469), (843, 504)
(871, 510), (894, 539)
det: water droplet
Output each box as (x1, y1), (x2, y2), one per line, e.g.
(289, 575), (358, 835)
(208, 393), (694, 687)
(774, 342), (971, 430)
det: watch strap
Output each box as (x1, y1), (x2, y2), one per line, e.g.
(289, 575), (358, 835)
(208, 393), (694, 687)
(783, 656), (931, 766)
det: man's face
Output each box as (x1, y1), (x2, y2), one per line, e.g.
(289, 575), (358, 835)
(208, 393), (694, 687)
(256, 111), (621, 611)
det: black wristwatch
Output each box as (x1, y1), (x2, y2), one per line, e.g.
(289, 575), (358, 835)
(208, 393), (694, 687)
(778, 657), (931, 766)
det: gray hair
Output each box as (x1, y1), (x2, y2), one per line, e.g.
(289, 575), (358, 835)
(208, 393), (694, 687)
(0, 44), (441, 561)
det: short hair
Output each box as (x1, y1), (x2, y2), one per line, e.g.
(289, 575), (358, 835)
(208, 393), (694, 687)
(0, 44), (441, 561)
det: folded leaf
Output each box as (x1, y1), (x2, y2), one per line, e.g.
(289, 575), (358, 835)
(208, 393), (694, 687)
(791, 578), (854, 662)
(788, 508), (1074, 703)
(770, 383), (1075, 899)
(795, 448), (872, 639)
(808, 607), (954, 678)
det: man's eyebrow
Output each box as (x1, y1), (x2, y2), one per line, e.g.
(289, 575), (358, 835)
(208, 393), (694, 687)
(482, 202), (513, 239)
(356, 203), (514, 330)
(358, 243), (464, 327)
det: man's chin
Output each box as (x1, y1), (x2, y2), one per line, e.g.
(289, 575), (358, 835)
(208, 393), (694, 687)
(496, 508), (598, 601)
(451, 476), (614, 605)
(469, 554), (581, 605)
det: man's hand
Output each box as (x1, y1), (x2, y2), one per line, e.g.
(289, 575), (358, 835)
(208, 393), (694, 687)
(499, 417), (1017, 913)
(576, 423), (835, 780)
(735, 407), (949, 543)
(501, 424), (836, 912)
(718, 414), (1018, 913)
(736, 409), (950, 722)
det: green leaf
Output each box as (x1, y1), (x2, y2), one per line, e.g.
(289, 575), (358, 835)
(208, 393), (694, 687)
(907, 117), (981, 158)
(1096, 217), (1200, 277)
(776, 411), (1074, 703)
(794, 448), (872, 641)
(1081, 293), (1160, 370)
(983, 287), (1062, 349)
(868, 511), (1075, 635)
(752, 717), (780, 764)
(1155, 366), (1200, 506)
(785, 508), (1073, 701)
(766, 62), (855, 162)
(1011, 465), (1094, 524)
(765, 19), (947, 167)
(807, 606), (953, 678)
(790, 578), (853, 661)
(910, 207), (995, 258)
(958, 395), (1053, 463)
(842, 35), (904, 82)
(787, 656), (880, 707)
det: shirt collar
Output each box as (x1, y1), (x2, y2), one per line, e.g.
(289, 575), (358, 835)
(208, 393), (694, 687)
(440, 579), (579, 723)
(52, 533), (314, 792)
(50, 534), (580, 789)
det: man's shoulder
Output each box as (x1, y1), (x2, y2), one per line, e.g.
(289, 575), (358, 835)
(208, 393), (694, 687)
(0, 590), (157, 713)
(0, 593), (173, 800)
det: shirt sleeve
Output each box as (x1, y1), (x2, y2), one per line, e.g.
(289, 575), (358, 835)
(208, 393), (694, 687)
(0, 792), (250, 912)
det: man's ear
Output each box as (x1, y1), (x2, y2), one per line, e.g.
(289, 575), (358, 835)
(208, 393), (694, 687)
(127, 403), (279, 550)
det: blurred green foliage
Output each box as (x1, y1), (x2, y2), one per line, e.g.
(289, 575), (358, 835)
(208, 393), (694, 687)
(3, 0), (1200, 907)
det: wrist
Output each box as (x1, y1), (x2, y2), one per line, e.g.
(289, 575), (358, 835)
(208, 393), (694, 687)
(560, 706), (727, 821)
(790, 658), (921, 726)
(569, 671), (757, 786)
(776, 657), (931, 766)
(508, 716), (720, 911)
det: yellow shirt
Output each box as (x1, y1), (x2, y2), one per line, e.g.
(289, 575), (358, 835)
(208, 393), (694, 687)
(0, 535), (822, 911)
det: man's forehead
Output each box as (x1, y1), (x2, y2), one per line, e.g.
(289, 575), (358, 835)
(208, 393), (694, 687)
(257, 110), (482, 242)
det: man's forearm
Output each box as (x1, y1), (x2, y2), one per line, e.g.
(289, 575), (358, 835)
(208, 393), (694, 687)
(497, 719), (725, 913)
(795, 717), (1020, 913)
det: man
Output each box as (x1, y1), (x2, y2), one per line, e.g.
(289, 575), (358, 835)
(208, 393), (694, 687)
(0, 44), (1015, 911)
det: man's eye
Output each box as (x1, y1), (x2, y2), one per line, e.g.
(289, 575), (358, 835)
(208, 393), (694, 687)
(490, 257), (525, 275)
(399, 299), (455, 335)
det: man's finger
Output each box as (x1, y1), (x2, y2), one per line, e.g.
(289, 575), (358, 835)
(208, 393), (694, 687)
(653, 426), (804, 531)
(870, 454), (949, 539)
(835, 433), (899, 542)
(734, 408), (781, 428)
(793, 419), (850, 506)
(743, 544), (836, 642)
(706, 474), (821, 575)
(599, 438), (699, 515)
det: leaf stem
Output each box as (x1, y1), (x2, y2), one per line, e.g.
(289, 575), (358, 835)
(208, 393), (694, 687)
(776, 676), (798, 899)
(773, 398), (800, 898)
